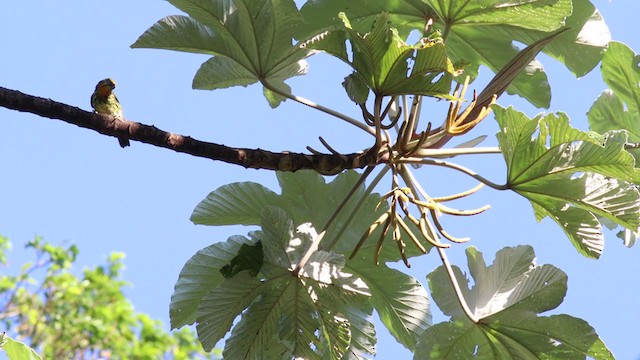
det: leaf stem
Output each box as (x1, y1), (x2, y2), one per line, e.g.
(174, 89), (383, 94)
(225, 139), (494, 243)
(293, 166), (384, 276)
(322, 166), (390, 251)
(373, 95), (384, 146)
(399, 166), (480, 323)
(435, 246), (479, 322)
(323, 166), (375, 235)
(261, 81), (375, 136)
(411, 146), (502, 158)
(401, 157), (509, 190)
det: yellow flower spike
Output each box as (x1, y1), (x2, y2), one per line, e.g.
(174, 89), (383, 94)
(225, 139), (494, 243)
(395, 213), (427, 254)
(435, 203), (491, 217)
(432, 183), (485, 202)
(400, 187), (412, 195)
(418, 215), (450, 248)
(430, 209), (470, 243)
(445, 77), (469, 126)
(446, 93), (477, 135)
(411, 198), (439, 212)
(445, 101), (456, 128)
(349, 212), (390, 260)
(381, 189), (396, 199)
(444, 76), (497, 136)
(373, 215), (393, 265)
(450, 93), (497, 136)
(458, 76), (470, 98)
(404, 211), (421, 226)
(451, 91), (465, 117)
(396, 190), (410, 204)
(454, 91), (478, 119)
(398, 198), (412, 220)
(393, 225), (410, 267)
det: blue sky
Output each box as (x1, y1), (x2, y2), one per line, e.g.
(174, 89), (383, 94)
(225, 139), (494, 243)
(1, 1), (639, 359)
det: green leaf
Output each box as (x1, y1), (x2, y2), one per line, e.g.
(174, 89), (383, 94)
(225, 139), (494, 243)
(192, 56), (259, 90)
(346, 258), (430, 350)
(341, 302), (376, 359)
(2, 336), (42, 360)
(306, 12), (455, 98)
(276, 171), (386, 255)
(493, 0), (610, 77)
(169, 234), (258, 329)
(300, 0), (432, 40)
(587, 42), (640, 247)
(425, 0), (565, 30)
(190, 208), (370, 358)
(600, 42), (640, 116)
(342, 73), (370, 104)
(0, 235), (10, 265)
(196, 273), (265, 351)
(589, 90), (640, 140)
(588, 42), (640, 160)
(220, 242), (263, 278)
(191, 170), (432, 265)
(262, 79), (294, 109)
(312, 281), (353, 359)
(221, 277), (294, 359)
(433, 0), (608, 94)
(495, 106), (640, 258)
(132, 0), (311, 106)
(301, 0), (609, 108)
(418, 246), (613, 359)
(259, 207), (370, 297)
(589, 91), (640, 160)
(191, 182), (280, 226)
(277, 280), (324, 360)
(433, 0), (568, 108)
(192, 170), (386, 254)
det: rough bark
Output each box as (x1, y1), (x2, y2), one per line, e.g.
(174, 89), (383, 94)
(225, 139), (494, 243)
(0, 86), (377, 175)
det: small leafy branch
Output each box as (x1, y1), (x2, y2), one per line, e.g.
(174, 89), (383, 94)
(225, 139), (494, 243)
(0, 236), (216, 359)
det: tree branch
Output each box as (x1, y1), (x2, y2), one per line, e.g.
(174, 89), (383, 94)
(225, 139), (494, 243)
(0, 86), (378, 175)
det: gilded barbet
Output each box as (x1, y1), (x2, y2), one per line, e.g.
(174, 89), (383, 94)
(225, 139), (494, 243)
(91, 78), (130, 147)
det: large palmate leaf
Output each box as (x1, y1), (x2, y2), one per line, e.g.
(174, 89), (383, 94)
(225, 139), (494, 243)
(177, 207), (372, 358)
(598, 42), (640, 116)
(132, 0), (311, 107)
(191, 171), (376, 245)
(195, 272), (266, 351)
(587, 42), (640, 246)
(189, 170), (432, 354)
(169, 234), (259, 329)
(300, 0), (609, 108)
(190, 182), (281, 226)
(588, 42), (640, 157)
(191, 170), (416, 260)
(307, 12), (455, 100)
(495, 106), (640, 258)
(345, 258), (431, 350)
(415, 246), (613, 359)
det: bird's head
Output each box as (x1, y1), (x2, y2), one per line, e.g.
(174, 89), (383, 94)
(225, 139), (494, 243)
(95, 78), (117, 97)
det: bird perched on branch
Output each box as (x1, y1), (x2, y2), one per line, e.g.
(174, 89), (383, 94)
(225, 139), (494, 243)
(91, 78), (130, 147)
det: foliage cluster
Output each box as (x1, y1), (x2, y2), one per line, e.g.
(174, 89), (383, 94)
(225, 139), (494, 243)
(0, 236), (218, 359)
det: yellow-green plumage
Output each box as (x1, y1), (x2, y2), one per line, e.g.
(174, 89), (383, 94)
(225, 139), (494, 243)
(91, 78), (129, 147)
